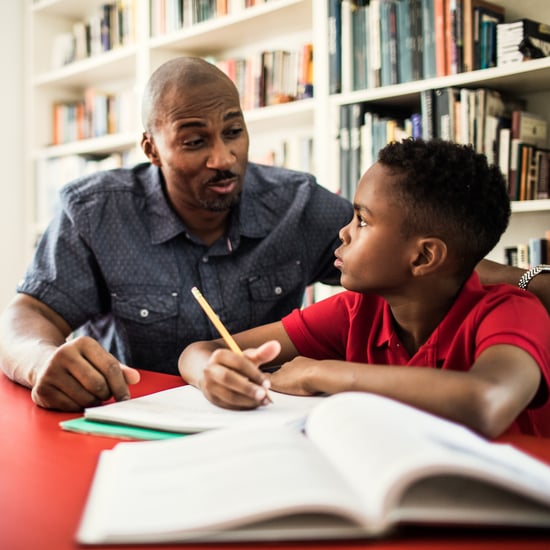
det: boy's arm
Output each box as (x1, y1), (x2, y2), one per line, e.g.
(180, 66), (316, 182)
(178, 321), (299, 409)
(477, 259), (550, 314)
(270, 344), (541, 439)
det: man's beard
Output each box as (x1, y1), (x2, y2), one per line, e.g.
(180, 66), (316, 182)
(198, 193), (241, 212)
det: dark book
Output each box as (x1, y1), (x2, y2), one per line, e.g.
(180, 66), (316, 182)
(434, 87), (459, 140)
(349, 102), (366, 196)
(352, 0), (369, 90)
(420, 88), (436, 140)
(397, 0), (414, 83)
(328, 0), (342, 94)
(421, 0), (437, 78)
(380, 0), (399, 86)
(339, 104), (352, 199)
(473, 3), (504, 70)
(535, 148), (550, 200)
(462, 0), (504, 72)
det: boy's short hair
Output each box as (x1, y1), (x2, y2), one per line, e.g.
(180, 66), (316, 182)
(378, 138), (510, 276)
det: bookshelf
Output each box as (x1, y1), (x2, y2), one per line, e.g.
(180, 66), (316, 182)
(326, 0), (550, 264)
(25, 0), (550, 266)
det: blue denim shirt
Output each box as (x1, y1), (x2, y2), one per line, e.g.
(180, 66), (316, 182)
(18, 162), (353, 374)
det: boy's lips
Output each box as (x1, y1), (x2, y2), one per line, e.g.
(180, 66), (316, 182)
(334, 254), (343, 269)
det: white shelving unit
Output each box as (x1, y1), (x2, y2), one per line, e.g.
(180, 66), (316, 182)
(25, 0), (550, 264)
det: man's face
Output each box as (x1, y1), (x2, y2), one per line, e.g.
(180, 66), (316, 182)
(334, 162), (417, 295)
(143, 81), (250, 213)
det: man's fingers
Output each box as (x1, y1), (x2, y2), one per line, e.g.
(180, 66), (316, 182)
(121, 364), (141, 385)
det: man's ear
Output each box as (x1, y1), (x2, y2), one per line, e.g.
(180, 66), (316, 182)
(141, 132), (161, 166)
(410, 237), (447, 276)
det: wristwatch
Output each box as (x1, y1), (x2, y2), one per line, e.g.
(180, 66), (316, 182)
(518, 264), (550, 290)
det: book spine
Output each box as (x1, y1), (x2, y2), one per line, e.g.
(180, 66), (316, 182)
(328, 0), (342, 94)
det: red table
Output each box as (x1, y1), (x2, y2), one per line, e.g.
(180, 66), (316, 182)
(2, 370), (550, 550)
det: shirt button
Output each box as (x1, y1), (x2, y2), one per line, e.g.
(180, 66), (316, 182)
(140, 309), (149, 318)
(274, 286), (283, 295)
(202, 256), (209, 263)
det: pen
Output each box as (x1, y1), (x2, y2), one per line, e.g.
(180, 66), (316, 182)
(191, 286), (272, 404)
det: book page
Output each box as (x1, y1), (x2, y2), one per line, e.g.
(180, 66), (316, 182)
(305, 392), (550, 530)
(84, 385), (325, 433)
(77, 425), (368, 544)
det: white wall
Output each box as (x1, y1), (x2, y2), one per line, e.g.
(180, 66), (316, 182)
(0, 1), (25, 309)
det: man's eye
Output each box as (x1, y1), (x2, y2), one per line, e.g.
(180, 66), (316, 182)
(225, 127), (244, 139)
(183, 137), (204, 147)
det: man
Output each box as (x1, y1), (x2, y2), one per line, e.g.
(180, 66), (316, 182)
(179, 139), (550, 439)
(0, 57), (352, 411)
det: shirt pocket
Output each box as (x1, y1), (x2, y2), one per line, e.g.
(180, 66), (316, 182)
(246, 260), (304, 302)
(110, 288), (179, 370)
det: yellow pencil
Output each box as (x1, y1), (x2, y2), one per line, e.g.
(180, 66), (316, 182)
(191, 286), (242, 355)
(191, 286), (272, 403)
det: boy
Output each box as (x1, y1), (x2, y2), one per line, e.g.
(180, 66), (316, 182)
(179, 139), (550, 439)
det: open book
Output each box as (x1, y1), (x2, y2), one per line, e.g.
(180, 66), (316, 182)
(77, 392), (550, 544)
(82, 384), (325, 433)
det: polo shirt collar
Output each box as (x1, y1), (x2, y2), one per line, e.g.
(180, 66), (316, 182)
(374, 272), (486, 363)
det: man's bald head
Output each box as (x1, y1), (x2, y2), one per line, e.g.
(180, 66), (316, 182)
(141, 57), (238, 133)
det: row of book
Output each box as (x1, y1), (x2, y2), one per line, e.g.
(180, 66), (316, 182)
(504, 231), (550, 269)
(214, 43), (314, 111)
(51, 1), (136, 70)
(50, 1), (275, 70)
(52, 88), (136, 145)
(337, 88), (549, 201)
(150, 0), (274, 36)
(328, 0), (550, 94)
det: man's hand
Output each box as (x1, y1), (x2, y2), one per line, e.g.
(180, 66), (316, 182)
(31, 335), (140, 411)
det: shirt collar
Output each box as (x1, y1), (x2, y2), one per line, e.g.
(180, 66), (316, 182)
(143, 163), (282, 245)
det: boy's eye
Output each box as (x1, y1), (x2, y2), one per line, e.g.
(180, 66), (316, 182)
(357, 215), (367, 227)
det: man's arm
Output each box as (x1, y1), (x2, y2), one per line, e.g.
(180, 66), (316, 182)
(477, 259), (550, 314)
(0, 294), (139, 411)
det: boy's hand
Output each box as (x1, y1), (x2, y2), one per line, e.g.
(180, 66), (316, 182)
(200, 340), (281, 409)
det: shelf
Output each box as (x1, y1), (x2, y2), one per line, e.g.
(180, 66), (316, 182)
(32, 45), (138, 88)
(244, 98), (315, 130)
(332, 57), (550, 108)
(31, 0), (111, 18)
(148, 0), (312, 54)
(511, 199), (550, 213)
(34, 133), (138, 159)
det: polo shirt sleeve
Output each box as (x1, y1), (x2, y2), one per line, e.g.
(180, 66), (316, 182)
(282, 291), (356, 359)
(475, 290), (550, 373)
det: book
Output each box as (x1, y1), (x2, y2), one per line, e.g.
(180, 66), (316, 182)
(77, 391), (550, 545)
(422, 0), (437, 78)
(82, 384), (325, 433)
(60, 417), (185, 440)
(462, 0), (504, 72)
(497, 18), (550, 66)
(327, 0), (342, 94)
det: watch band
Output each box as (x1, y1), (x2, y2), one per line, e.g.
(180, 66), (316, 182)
(518, 264), (550, 290)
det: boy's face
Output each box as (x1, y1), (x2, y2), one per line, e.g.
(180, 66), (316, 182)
(334, 162), (417, 294)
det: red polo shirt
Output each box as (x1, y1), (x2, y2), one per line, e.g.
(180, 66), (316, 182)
(282, 272), (550, 437)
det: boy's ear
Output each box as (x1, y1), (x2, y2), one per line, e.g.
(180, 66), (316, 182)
(141, 132), (161, 166)
(410, 237), (447, 276)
